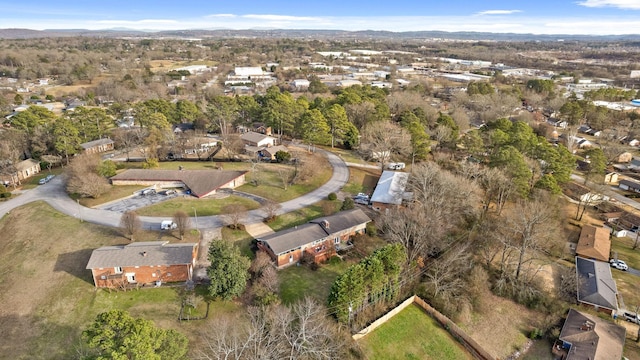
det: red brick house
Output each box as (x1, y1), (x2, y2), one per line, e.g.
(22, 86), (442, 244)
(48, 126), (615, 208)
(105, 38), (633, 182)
(257, 209), (371, 268)
(86, 241), (198, 288)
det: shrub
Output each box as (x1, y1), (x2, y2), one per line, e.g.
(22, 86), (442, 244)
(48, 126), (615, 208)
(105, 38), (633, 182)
(142, 158), (159, 169)
(341, 197), (355, 210)
(327, 192), (337, 201)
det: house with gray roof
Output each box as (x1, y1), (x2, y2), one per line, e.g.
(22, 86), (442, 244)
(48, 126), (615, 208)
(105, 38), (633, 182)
(257, 208), (371, 268)
(86, 241), (198, 288)
(370, 171), (410, 211)
(555, 308), (625, 360)
(80, 138), (114, 154)
(110, 169), (247, 198)
(575, 256), (618, 315)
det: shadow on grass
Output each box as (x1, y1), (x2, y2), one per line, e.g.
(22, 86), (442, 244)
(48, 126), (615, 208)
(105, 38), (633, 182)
(54, 248), (100, 285)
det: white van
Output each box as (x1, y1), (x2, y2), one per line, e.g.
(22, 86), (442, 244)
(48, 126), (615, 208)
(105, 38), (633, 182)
(160, 220), (177, 230)
(388, 162), (406, 170)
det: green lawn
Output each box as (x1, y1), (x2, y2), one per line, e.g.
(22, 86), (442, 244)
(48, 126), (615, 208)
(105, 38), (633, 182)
(268, 200), (341, 232)
(221, 227), (255, 259)
(135, 195), (261, 217)
(278, 259), (351, 304)
(358, 304), (474, 360)
(0, 202), (236, 359)
(342, 166), (381, 196)
(76, 185), (147, 207)
(611, 236), (640, 308)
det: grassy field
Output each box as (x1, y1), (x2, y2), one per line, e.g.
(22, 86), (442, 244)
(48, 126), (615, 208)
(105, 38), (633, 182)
(358, 303), (474, 360)
(342, 166), (381, 196)
(278, 259), (351, 304)
(76, 185), (147, 207)
(0, 201), (235, 359)
(221, 227), (254, 259)
(268, 200), (341, 232)
(135, 195), (261, 217)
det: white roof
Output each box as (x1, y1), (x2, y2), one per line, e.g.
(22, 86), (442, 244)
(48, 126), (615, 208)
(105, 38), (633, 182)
(371, 171), (409, 205)
(234, 67), (264, 77)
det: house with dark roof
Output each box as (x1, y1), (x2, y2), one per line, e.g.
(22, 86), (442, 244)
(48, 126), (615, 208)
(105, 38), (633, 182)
(110, 169), (247, 198)
(80, 138), (114, 155)
(370, 171), (410, 211)
(257, 209), (371, 268)
(575, 257), (618, 315)
(576, 225), (611, 262)
(86, 241), (198, 288)
(618, 179), (640, 193)
(554, 308), (625, 360)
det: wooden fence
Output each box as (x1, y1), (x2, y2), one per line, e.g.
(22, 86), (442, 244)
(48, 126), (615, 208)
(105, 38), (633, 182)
(353, 295), (495, 360)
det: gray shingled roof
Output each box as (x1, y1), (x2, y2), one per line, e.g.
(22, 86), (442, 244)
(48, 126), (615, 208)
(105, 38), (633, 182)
(86, 241), (197, 269)
(559, 309), (625, 360)
(241, 131), (274, 144)
(110, 169), (247, 198)
(576, 256), (618, 311)
(80, 138), (114, 149)
(260, 209), (371, 255)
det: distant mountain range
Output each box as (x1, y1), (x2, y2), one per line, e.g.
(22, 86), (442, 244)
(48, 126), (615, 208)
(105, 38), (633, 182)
(0, 28), (638, 41)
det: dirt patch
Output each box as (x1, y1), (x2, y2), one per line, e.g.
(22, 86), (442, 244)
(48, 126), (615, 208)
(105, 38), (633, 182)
(461, 289), (545, 359)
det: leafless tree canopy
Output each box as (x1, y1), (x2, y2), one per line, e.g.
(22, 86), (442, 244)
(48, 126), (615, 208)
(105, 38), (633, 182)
(223, 204), (248, 230)
(197, 298), (349, 360)
(359, 121), (411, 170)
(66, 153), (110, 198)
(120, 211), (141, 241)
(262, 200), (282, 222)
(173, 210), (190, 240)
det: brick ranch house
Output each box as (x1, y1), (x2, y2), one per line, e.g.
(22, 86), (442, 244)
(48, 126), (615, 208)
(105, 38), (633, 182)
(86, 241), (198, 288)
(110, 169), (247, 198)
(257, 208), (371, 268)
(0, 158), (40, 185)
(80, 138), (114, 154)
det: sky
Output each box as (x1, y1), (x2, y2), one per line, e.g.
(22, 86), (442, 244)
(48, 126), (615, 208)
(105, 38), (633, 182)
(2, 0), (640, 35)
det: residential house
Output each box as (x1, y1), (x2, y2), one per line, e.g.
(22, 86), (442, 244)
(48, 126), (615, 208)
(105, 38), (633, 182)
(110, 169), (247, 198)
(86, 241), (198, 288)
(562, 182), (607, 204)
(257, 209), (371, 268)
(370, 171), (411, 211)
(240, 131), (276, 148)
(576, 225), (611, 262)
(618, 179), (640, 193)
(616, 152), (632, 163)
(80, 138), (114, 155)
(258, 145), (289, 161)
(554, 308), (625, 360)
(575, 257), (618, 315)
(603, 172), (619, 184)
(1, 158), (41, 185)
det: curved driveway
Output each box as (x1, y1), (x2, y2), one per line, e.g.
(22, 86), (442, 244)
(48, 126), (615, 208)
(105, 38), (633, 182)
(0, 149), (350, 230)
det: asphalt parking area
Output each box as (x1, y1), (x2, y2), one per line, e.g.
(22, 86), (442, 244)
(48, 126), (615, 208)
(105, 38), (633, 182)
(97, 191), (181, 213)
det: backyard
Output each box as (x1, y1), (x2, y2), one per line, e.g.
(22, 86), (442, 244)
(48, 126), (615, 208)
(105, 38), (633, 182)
(135, 194), (261, 217)
(358, 303), (474, 360)
(0, 201), (232, 359)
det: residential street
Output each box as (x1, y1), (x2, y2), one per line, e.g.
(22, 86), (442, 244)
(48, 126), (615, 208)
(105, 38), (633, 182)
(0, 148), (350, 231)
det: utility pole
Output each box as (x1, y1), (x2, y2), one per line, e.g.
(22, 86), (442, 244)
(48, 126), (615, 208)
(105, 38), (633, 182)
(192, 207), (199, 232)
(77, 199), (83, 222)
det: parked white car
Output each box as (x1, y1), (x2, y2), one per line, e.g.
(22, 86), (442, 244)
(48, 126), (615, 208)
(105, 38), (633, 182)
(609, 259), (628, 271)
(160, 220), (177, 230)
(387, 162), (405, 170)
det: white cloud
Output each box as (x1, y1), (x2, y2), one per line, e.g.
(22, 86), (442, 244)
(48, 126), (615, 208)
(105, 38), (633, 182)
(476, 10), (522, 15)
(96, 19), (178, 25)
(577, 0), (640, 9)
(206, 14), (237, 18)
(242, 14), (324, 22)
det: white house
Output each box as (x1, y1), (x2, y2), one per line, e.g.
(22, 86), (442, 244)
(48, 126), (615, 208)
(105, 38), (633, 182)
(291, 79), (310, 90)
(240, 131), (276, 148)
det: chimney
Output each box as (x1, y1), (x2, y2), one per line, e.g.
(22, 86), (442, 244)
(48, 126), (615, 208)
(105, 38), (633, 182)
(142, 251), (147, 257)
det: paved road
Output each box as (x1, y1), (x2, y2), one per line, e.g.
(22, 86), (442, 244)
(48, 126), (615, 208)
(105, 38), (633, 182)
(570, 174), (640, 211)
(0, 148), (350, 231)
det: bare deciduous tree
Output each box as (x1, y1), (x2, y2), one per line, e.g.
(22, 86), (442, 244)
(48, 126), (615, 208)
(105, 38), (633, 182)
(360, 121), (411, 171)
(173, 210), (190, 240)
(223, 204), (247, 230)
(120, 211), (141, 241)
(262, 200), (281, 222)
(66, 153), (110, 198)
